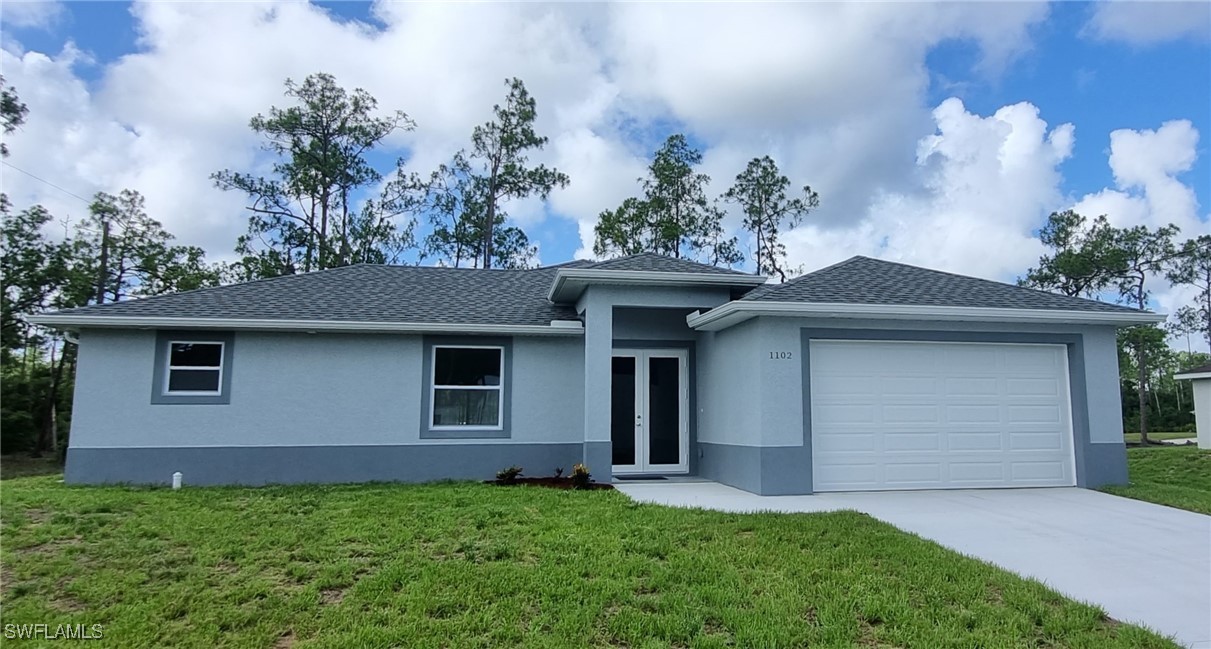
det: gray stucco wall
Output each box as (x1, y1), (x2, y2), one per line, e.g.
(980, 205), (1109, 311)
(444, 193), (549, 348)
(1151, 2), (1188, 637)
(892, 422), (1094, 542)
(695, 316), (1128, 495)
(68, 329), (586, 485)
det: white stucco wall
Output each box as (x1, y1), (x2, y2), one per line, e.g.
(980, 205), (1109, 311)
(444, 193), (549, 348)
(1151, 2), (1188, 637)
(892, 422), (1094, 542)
(1192, 381), (1211, 450)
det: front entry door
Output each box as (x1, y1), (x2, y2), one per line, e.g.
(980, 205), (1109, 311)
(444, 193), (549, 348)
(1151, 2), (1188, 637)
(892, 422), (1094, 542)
(611, 349), (689, 475)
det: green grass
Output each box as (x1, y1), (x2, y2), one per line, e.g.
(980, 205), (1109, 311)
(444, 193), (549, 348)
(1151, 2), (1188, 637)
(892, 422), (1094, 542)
(1101, 445), (1211, 515)
(0, 476), (1177, 649)
(1122, 432), (1196, 444)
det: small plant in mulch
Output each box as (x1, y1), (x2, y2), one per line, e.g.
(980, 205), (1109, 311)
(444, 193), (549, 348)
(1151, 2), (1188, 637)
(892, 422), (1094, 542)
(487, 463), (613, 490)
(496, 465), (524, 484)
(569, 463), (592, 490)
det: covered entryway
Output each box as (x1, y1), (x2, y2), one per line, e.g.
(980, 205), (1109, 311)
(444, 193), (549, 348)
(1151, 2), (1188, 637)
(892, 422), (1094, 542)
(809, 340), (1076, 492)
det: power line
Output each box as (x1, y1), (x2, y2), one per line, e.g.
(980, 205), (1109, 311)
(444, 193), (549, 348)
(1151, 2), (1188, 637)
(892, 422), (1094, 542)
(1, 160), (93, 205)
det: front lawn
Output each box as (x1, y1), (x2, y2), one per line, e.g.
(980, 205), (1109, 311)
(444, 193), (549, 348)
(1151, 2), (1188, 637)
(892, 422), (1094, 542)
(0, 476), (1176, 648)
(1101, 445), (1211, 515)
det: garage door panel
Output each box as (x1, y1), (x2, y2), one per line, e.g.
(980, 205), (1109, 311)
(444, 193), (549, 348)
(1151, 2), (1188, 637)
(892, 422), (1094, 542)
(813, 432), (877, 452)
(814, 463), (878, 487)
(880, 376), (939, 396)
(947, 404), (1002, 424)
(883, 463), (942, 484)
(1010, 461), (1067, 481)
(812, 376), (876, 397)
(942, 346), (999, 367)
(944, 377), (999, 397)
(1007, 404), (1062, 424)
(949, 461), (1007, 482)
(1006, 377), (1062, 396)
(1002, 347), (1063, 371)
(1009, 432), (1064, 450)
(813, 403), (878, 424)
(882, 432), (941, 451)
(947, 431), (1003, 450)
(810, 340), (1075, 492)
(882, 404), (940, 424)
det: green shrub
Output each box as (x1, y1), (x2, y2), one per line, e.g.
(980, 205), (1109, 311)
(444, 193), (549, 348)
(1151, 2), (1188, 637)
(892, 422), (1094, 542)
(495, 465), (523, 483)
(569, 463), (591, 490)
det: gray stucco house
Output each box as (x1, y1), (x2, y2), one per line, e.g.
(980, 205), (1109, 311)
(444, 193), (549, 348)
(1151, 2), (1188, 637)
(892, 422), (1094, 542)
(31, 253), (1162, 495)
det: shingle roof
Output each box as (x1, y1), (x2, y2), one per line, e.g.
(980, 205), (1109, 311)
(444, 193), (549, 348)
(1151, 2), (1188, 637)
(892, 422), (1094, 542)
(48, 264), (583, 326)
(740, 256), (1146, 314)
(585, 252), (750, 275)
(1176, 362), (1211, 377)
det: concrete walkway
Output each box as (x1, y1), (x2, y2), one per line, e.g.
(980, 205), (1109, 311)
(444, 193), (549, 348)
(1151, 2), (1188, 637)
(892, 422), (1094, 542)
(615, 483), (1211, 649)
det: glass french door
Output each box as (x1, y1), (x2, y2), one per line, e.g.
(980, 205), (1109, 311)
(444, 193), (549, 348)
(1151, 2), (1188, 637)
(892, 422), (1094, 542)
(611, 349), (689, 475)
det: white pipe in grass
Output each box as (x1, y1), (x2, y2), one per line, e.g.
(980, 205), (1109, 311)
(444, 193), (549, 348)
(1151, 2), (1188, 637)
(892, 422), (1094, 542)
(172, 472), (182, 490)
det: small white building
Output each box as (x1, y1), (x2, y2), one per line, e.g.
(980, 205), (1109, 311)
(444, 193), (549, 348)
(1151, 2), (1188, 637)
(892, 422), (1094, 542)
(1174, 363), (1211, 450)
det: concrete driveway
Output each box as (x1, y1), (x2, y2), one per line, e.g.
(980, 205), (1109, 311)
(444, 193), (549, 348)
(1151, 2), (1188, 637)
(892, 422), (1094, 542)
(615, 483), (1211, 649)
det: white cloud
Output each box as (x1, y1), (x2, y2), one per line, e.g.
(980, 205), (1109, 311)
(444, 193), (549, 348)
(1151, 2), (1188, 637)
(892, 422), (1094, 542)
(1073, 120), (1204, 235)
(782, 98), (1074, 282)
(1084, 1), (1211, 46)
(3, 1), (1056, 265)
(1071, 120), (1207, 328)
(1, 1), (64, 31)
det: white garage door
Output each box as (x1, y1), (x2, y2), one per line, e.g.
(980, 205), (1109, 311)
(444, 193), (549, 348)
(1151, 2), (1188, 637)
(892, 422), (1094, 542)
(810, 340), (1076, 492)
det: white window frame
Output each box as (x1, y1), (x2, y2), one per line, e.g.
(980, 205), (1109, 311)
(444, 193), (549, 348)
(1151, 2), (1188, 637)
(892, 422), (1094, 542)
(163, 340), (225, 396)
(429, 344), (505, 431)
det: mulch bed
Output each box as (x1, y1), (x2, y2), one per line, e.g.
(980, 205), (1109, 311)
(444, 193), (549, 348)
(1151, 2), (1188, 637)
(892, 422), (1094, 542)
(486, 477), (614, 491)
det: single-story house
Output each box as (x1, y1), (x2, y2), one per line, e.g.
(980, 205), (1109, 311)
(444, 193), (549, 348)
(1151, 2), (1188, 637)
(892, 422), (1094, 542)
(30, 253), (1162, 495)
(1173, 363), (1211, 449)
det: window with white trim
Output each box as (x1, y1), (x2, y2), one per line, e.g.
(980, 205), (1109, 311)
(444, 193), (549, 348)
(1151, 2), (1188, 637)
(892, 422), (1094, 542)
(430, 345), (504, 428)
(164, 341), (225, 395)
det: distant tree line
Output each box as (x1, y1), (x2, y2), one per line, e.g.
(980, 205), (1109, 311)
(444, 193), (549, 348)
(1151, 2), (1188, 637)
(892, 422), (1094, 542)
(1021, 211), (1211, 442)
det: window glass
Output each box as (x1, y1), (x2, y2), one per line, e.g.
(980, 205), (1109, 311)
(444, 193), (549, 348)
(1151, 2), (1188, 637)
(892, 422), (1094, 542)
(433, 389), (500, 427)
(168, 369), (221, 393)
(434, 347), (501, 386)
(171, 343), (222, 367)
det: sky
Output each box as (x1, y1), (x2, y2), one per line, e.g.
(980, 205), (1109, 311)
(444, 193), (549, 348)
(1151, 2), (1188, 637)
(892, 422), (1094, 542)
(1, 1), (1209, 321)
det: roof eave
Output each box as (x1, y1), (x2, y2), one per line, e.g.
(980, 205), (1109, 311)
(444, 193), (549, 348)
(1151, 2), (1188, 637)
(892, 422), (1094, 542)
(548, 268), (767, 302)
(686, 301), (1165, 331)
(1175, 371), (1211, 381)
(26, 314), (585, 336)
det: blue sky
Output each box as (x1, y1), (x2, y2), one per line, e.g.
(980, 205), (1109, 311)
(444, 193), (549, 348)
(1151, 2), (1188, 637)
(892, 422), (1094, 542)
(2, 1), (1208, 309)
(923, 2), (1208, 208)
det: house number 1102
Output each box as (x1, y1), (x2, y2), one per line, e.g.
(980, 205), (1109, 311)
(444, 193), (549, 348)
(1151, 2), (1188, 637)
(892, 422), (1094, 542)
(769, 351), (793, 360)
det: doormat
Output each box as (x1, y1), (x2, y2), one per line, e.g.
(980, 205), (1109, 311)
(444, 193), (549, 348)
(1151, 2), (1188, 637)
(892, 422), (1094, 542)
(614, 476), (668, 481)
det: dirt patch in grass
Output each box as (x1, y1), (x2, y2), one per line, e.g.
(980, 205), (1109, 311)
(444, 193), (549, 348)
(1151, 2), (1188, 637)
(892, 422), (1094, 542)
(273, 630), (296, 649)
(319, 587), (345, 606)
(1102, 614), (1124, 630)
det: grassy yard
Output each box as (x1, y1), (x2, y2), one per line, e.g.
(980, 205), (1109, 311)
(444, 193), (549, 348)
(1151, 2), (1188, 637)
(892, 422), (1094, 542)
(1, 474), (1178, 648)
(1101, 445), (1211, 515)
(1122, 432), (1196, 444)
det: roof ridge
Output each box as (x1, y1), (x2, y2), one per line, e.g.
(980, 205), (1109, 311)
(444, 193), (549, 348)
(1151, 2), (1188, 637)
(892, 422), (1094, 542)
(590, 251), (751, 275)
